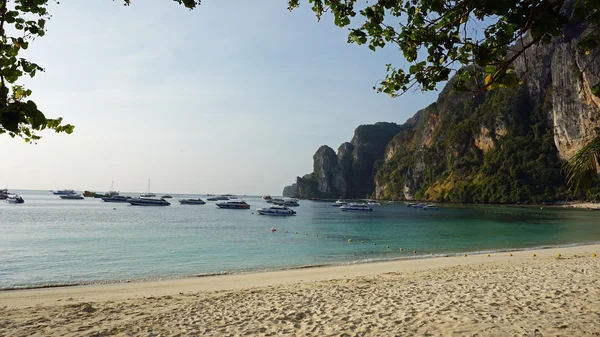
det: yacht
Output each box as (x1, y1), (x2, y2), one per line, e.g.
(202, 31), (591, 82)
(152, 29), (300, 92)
(331, 200), (348, 207)
(128, 197), (170, 206)
(53, 189), (76, 195)
(101, 195), (132, 203)
(6, 194), (24, 204)
(340, 203), (373, 212)
(140, 179), (155, 197)
(0, 189), (8, 200)
(207, 196), (229, 201)
(256, 206), (296, 216)
(60, 194), (84, 200)
(179, 198), (206, 205)
(216, 200), (250, 209)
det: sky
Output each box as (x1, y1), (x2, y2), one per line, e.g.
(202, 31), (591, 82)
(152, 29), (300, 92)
(1, 0), (442, 196)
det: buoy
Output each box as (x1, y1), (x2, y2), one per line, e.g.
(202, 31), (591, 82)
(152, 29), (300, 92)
(315, 234), (318, 237)
(373, 242), (376, 245)
(400, 248), (403, 251)
(445, 254), (449, 257)
(593, 253), (597, 258)
(464, 254), (467, 257)
(508, 253), (512, 257)
(386, 245), (390, 249)
(348, 239), (352, 243)
(271, 228), (276, 232)
(532, 253), (536, 257)
(556, 253), (561, 257)
(295, 232), (298, 234)
(305, 233), (308, 235)
(325, 236), (329, 238)
(361, 240), (364, 244)
(413, 250), (416, 254)
(487, 254), (491, 257)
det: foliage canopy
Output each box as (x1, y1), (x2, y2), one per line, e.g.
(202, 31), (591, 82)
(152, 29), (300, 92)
(288, 0), (600, 97)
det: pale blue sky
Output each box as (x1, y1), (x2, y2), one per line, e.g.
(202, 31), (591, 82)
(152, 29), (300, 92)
(1, 0), (441, 195)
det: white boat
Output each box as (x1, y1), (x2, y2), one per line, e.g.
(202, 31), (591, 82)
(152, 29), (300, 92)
(140, 179), (156, 197)
(128, 197), (170, 206)
(6, 194), (24, 204)
(340, 203), (373, 212)
(216, 200), (250, 209)
(423, 204), (438, 210)
(256, 206), (296, 216)
(207, 196), (229, 201)
(409, 203), (427, 209)
(331, 200), (348, 207)
(179, 198), (206, 205)
(53, 189), (76, 195)
(102, 195), (132, 203)
(367, 201), (382, 206)
(273, 198), (300, 207)
(60, 194), (84, 200)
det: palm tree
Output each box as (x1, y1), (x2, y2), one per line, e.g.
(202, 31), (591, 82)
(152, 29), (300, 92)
(564, 136), (600, 192)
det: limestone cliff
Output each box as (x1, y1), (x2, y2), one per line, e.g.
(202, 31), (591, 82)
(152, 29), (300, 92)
(282, 183), (297, 197)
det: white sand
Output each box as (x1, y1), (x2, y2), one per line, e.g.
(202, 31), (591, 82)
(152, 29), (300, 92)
(1, 245), (599, 336)
(562, 202), (600, 209)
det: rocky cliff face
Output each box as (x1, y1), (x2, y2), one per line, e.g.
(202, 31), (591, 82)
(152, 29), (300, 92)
(290, 5), (600, 202)
(282, 183), (297, 197)
(293, 122), (402, 199)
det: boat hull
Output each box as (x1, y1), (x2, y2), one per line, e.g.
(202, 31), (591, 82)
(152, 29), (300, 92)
(216, 204), (250, 209)
(340, 208), (373, 212)
(179, 199), (206, 205)
(128, 199), (170, 206)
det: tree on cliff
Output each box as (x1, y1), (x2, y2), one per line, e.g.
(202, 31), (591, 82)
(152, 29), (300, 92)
(288, 0), (599, 98)
(0, 0), (200, 142)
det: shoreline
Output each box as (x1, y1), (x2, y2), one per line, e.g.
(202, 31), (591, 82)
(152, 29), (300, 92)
(2, 240), (599, 293)
(1, 243), (598, 309)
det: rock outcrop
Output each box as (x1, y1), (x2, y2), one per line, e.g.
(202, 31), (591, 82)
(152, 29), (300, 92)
(288, 3), (600, 202)
(282, 183), (297, 197)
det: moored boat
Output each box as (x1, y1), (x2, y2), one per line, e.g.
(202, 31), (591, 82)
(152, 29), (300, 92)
(207, 196), (229, 201)
(331, 200), (348, 207)
(6, 194), (24, 204)
(179, 198), (206, 205)
(0, 189), (8, 200)
(101, 195), (132, 203)
(162, 194), (173, 199)
(423, 204), (438, 210)
(53, 189), (76, 195)
(60, 194), (84, 200)
(128, 197), (170, 206)
(256, 206), (296, 216)
(340, 203), (373, 212)
(263, 195), (272, 201)
(216, 200), (250, 209)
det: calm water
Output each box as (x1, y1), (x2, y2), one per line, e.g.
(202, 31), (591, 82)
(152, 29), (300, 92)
(1, 190), (599, 289)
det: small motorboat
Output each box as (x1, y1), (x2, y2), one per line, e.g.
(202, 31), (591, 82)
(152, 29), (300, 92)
(128, 197), (170, 206)
(60, 194), (84, 200)
(423, 204), (438, 210)
(161, 194), (173, 199)
(331, 200), (348, 207)
(216, 200), (250, 209)
(102, 195), (132, 203)
(179, 198), (206, 205)
(340, 203), (373, 212)
(273, 198), (300, 207)
(207, 196), (229, 201)
(367, 201), (382, 206)
(263, 195), (272, 201)
(6, 194), (24, 204)
(53, 189), (76, 195)
(256, 206), (296, 216)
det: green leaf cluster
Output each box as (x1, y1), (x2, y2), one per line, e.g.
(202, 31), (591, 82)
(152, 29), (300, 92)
(289, 0), (600, 98)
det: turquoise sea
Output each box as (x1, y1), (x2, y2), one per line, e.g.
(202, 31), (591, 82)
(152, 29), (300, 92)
(1, 190), (599, 290)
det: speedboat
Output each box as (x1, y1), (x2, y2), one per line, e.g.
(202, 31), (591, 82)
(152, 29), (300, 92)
(271, 198), (285, 205)
(207, 196), (229, 201)
(6, 194), (24, 204)
(367, 201), (382, 206)
(102, 195), (132, 203)
(128, 197), (170, 206)
(53, 189), (76, 195)
(161, 194), (173, 199)
(179, 198), (206, 205)
(340, 203), (373, 212)
(263, 195), (272, 201)
(0, 189), (9, 200)
(140, 193), (156, 198)
(216, 200), (250, 209)
(256, 206), (296, 216)
(284, 199), (300, 207)
(331, 200), (348, 207)
(423, 204), (438, 210)
(60, 194), (84, 200)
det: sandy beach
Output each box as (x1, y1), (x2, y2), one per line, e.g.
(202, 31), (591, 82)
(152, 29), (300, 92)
(1, 245), (599, 336)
